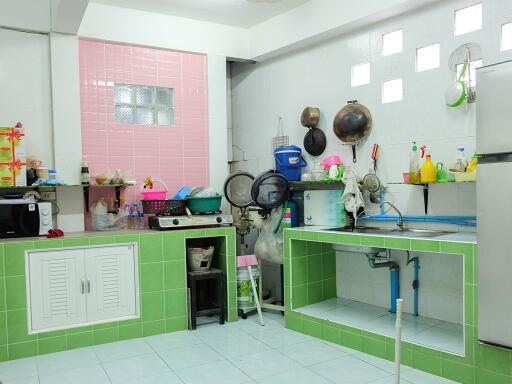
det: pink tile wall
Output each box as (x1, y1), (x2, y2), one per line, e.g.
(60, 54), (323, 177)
(79, 39), (209, 204)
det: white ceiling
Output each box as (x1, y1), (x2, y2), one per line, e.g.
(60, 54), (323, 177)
(92, 0), (310, 28)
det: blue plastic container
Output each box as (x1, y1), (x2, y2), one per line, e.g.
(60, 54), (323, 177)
(274, 145), (307, 181)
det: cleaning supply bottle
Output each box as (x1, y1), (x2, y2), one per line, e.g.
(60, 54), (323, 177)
(466, 153), (478, 173)
(420, 150), (437, 183)
(409, 142), (420, 183)
(454, 147), (468, 172)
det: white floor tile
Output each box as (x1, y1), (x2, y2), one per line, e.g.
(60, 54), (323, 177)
(175, 360), (251, 384)
(94, 338), (154, 363)
(254, 367), (332, 384)
(248, 327), (312, 349)
(350, 351), (412, 374)
(102, 353), (170, 384)
(365, 376), (411, 384)
(39, 364), (110, 384)
(0, 357), (38, 381)
(206, 334), (272, 359)
(229, 349), (303, 380)
(144, 331), (202, 352)
(280, 339), (349, 366)
(37, 347), (100, 376)
(232, 316), (281, 333)
(401, 369), (459, 383)
(123, 371), (184, 384)
(309, 355), (391, 384)
(157, 343), (223, 370)
(192, 323), (246, 343)
(1, 377), (40, 384)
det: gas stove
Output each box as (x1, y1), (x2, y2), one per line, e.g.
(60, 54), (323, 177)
(148, 212), (233, 230)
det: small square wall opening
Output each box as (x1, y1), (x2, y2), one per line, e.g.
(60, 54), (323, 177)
(382, 30), (403, 56)
(501, 23), (512, 51)
(416, 44), (440, 72)
(351, 63), (371, 87)
(454, 3), (482, 36)
(382, 78), (403, 104)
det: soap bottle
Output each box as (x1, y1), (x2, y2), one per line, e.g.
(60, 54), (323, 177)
(454, 147), (468, 172)
(409, 142), (420, 183)
(467, 153), (478, 173)
(420, 150), (437, 183)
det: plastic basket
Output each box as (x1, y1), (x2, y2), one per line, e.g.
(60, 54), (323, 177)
(140, 178), (168, 200)
(141, 199), (187, 216)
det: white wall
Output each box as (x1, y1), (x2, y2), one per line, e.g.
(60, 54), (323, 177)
(0, 0), (50, 32)
(231, 0), (512, 318)
(0, 29), (54, 168)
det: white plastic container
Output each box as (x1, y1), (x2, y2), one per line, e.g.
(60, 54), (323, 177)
(237, 266), (260, 310)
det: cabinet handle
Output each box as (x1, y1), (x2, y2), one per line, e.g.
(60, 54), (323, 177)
(81, 279), (85, 294)
(86, 279), (91, 293)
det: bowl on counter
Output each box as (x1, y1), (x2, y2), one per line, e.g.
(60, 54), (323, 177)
(186, 194), (222, 214)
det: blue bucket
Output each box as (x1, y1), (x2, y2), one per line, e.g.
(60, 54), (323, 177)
(274, 145), (307, 181)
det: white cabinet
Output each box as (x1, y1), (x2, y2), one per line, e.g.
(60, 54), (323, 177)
(26, 244), (139, 334)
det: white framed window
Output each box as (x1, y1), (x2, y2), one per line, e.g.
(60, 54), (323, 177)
(454, 3), (482, 36)
(382, 30), (403, 56)
(416, 44), (440, 72)
(501, 22), (512, 51)
(456, 59), (483, 87)
(382, 78), (403, 104)
(351, 62), (371, 87)
(114, 84), (175, 126)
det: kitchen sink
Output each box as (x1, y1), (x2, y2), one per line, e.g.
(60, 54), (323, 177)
(329, 227), (455, 238)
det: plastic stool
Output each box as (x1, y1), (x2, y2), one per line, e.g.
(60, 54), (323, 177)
(187, 268), (225, 330)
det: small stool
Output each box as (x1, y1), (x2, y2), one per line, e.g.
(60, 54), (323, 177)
(187, 268), (225, 330)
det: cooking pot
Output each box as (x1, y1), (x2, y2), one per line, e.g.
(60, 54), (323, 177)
(333, 100), (372, 162)
(301, 107), (326, 156)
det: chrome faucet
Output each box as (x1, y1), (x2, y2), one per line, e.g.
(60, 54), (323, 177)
(380, 201), (404, 231)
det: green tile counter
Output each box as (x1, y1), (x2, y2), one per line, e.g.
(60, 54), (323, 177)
(284, 227), (512, 384)
(0, 227), (237, 361)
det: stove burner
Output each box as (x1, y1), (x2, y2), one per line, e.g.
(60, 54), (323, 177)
(191, 210), (222, 216)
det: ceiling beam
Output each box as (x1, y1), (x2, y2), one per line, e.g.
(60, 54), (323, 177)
(51, 0), (89, 34)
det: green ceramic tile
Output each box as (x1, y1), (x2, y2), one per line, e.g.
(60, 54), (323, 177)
(203, 228), (226, 237)
(464, 284), (474, 326)
(118, 323), (143, 340)
(307, 241), (322, 255)
(38, 336), (67, 355)
(302, 318), (322, 338)
(284, 261), (291, 288)
(93, 322), (118, 330)
(474, 368), (511, 384)
(0, 312), (6, 345)
(5, 276), (26, 310)
(291, 257), (307, 286)
(440, 242), (474, 256)
(37, 329), (67, 339)
(34, 239), (63, 249)
(0, 278), (5, 312)
(360, 236), (385, 247)
(114, 235), (139, 244)
(322, 252), (336, 280)
(140, 262), (164, 293)
(412, 346), (442, 376)
(384, 238), (411, 250)
(473, 245), (478, 286)
(442, 360), (474, 384)
(140, 233), (163, 263)
(284, 312), (303, 333)
(411, 240), (440, 253)
(291, 285), (307, 309)
(321, 324), (341, 344)
(0, 245), (4, 277)
(464, 252), (474, 285)
(340, 329), (363, 351)
(183, 229), (206, 239)
(8, 341), (37, 359)
(164, 289), (186, 319)
(142, 320), (165, 336)
(307, 281), (323, 304)
(323, 233), (361, 246)
(162, 233), (185, 261)
(165, 316), (187, 332)
(89, 236), (116, 245)
(6, 309), (35, 343)
(62, 238), (90, 248)
(300, 232), (319, 241)
(475, 343), (512, 376)
(66, 325), (93, 335)
(142, 291), (165, 321)
(291, 240), (308, 258)
(164, 261), (186, 290)
(362, 334), (387, 359)
(322, 278), (337, 300)
(66, 332), (94, 349)
(0, 345), (7, 362)
(4, 242), (33, 277)
(93, 327), (119, 345)
(307, 255), (322, 283)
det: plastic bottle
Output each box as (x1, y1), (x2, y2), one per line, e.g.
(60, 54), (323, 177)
(467, 153), (478, 173)
(454, 147), (468, 172)
(80, 157), (90, 185)
(409, 142), (420, 183)
(420, 151), (437, 183)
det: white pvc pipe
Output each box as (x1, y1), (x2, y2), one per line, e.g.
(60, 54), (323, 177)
(395, 298), (404, 384)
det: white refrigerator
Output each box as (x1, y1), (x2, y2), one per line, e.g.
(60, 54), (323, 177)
(477, 60), (512, 348)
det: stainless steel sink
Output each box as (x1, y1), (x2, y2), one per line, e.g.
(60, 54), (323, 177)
(329, 226), (454, 238)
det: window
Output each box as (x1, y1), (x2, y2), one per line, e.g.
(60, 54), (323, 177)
(382, 79), (403, 104)
(114, 84), (175, 126)
(351, 63), (371, 87)
(382, 30), (403, 56)
(456, 59), (483, 87)
(501, 22), (512, 51)
(454, 3), (482, 36)
(416, 44), (440, 72)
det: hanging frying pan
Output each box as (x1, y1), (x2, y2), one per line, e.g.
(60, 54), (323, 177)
(301, 107), (326, 156)
(333, 100), (372, 163)
(251, 170), (289, 212)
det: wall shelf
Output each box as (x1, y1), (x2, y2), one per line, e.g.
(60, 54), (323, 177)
(82, 184), (134, 212)
(289, 181), (344, 191)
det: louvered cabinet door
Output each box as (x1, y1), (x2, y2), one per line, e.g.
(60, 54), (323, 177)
(28, 249), (87, 332)
(84, 245), (138, 322)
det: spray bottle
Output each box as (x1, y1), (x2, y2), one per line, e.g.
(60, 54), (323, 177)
(409, 142), (420, 183)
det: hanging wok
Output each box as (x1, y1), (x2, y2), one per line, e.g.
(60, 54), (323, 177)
(301, 107), (326, 156)
(333, 100), (372, 163)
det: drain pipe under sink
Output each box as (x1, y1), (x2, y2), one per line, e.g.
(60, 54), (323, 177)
(366, 250), (400, 313)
